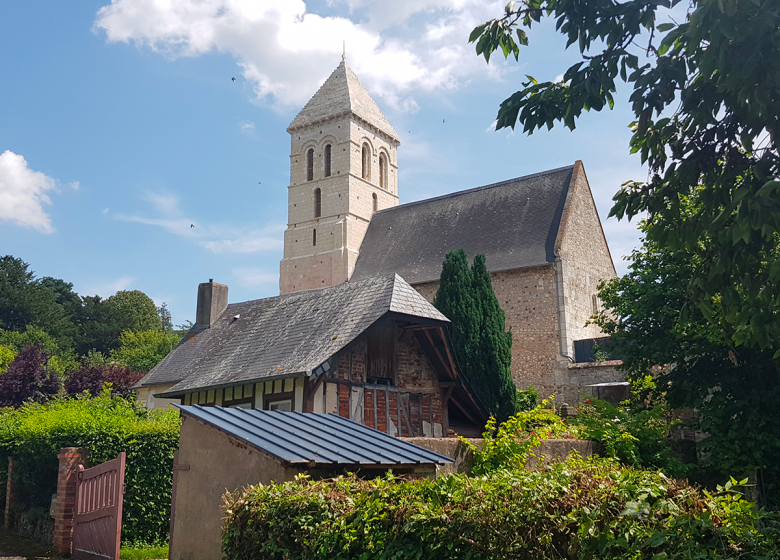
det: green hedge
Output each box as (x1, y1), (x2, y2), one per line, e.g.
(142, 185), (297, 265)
(222, 458), (780, 560)
(0, 391), (180, 544)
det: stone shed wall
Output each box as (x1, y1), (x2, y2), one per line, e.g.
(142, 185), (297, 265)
(170, 416), (301, 560)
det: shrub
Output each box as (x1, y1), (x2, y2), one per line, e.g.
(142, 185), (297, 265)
(0, 344), (62, 407)
(515, 385), (538, 412)
(0, 390), (180, 544)
(222, 457), (780, 560)
(466, 400), (578, 474)
(64, 361), (144, 397)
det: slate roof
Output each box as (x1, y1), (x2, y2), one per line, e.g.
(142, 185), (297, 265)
(351, 166), (575, 285)
(157, 274), (448, 397)
(180, 405), (453, 466)
(287, 59), (400, 143)
(135, 324), (209, 388)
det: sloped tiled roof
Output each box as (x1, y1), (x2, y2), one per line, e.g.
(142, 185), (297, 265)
(179, 406), (453, 466)
(157, 274), (448, 397)
(351, 166), (575, 284)
(287, 59), (400, 143)
(135, 324), (209, 388)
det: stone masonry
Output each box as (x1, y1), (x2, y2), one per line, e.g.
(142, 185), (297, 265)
(280, 60), (401, 294)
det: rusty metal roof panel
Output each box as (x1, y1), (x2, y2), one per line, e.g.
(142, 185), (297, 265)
(179, 405), (453, 466)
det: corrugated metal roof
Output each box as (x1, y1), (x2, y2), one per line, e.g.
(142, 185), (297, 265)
(179, 405), (453, 466)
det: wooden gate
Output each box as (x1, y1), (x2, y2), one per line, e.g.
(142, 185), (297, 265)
(73, 452), (126, 560)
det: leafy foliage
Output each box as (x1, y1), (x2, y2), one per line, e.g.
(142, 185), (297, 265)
(223, 458), (780, 560)
(0, 345), (16, 374)
(593, 226), (780, 508)
(577, 395), (691, 479)
(64, 361), (144, 397)
(434, 250), (516, 420)
(515, 384), (538, 412)
(0, 344), (62, 407)
(111, 330), (181, 372)
(0, 391), (180, 544)
(467, 400), (577, 475)
(471, 0), (780, 353)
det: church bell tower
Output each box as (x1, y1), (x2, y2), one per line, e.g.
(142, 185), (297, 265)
(279, 58), (401, 295)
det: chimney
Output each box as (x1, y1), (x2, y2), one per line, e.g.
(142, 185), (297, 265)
(195, 280), (229, 328)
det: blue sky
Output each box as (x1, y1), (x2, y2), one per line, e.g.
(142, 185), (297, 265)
(1, 0), (653, 325)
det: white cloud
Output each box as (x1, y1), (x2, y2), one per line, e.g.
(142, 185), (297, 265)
(485, 119), (497, 133)
(116, 191), (284, 253)
(233, 267), (279, 288)
(0, 150), (57, 233)
(239, 120), (255, 132)
(94, 0), (505, 110)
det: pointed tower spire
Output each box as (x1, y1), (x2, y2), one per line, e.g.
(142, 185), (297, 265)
(280, 60), (401, 295)
(287, 60), (400, 144)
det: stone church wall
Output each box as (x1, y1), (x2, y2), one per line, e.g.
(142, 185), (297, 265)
(413, 265), (563, 398)
(556, 163), (617, 357)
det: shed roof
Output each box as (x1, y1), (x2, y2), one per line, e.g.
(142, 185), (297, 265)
(351, 165), (575, 284)
(179, 405), (453, 466)
(156, 274), (448, 397)
(288, 59), (400, 143)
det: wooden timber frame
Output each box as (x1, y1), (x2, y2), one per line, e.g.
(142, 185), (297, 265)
(302, 315), (487, 437)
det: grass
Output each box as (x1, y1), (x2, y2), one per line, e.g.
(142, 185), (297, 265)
(120, 543), (169, 560)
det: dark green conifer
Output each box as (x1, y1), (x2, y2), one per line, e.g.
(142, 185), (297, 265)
(470, 254), (516, 421)
(434, 250), (516, 422)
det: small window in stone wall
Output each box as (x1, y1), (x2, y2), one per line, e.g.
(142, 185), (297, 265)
(324, 144), (332, 177)
(314, 188), (321, 218)
(361, 144), (370, 180)
(379, 153), (388, 189)
(372, 193), (378, 212)
(592, 294), (599, 314)
(313, 228), (317, 246)
(307, 148), (314, 181)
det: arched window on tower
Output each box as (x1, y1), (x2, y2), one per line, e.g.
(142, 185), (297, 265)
(314, 188), (321, 218)
(372, 193), (378, 212)
(324, 144), (332, 177)
(379, 153), (388, 189)
(312, 229), (317, 246)
(307, 148), (314, 181)
(361, 144), (370, 180)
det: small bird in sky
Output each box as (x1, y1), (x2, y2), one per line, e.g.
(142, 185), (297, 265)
(443, 119), (445, 123)
(258, 181), (262, 184)
(190, 224), (194, 228)
(231, 77), (236, 82)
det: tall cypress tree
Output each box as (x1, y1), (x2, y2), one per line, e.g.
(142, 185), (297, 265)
(470, 254), (516, 422)
(433, 250), (479, 382)
(434, 250), (516, 422)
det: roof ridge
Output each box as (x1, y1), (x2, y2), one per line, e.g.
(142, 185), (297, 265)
(373, 164), (575, 215)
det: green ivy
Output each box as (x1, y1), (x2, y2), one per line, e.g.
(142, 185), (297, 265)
(0, 389), (180, 544)
(222, 458), (780, 560)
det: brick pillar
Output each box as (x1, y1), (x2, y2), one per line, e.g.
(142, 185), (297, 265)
(53, 448), (88, 557)
(4, 456), (15, 529)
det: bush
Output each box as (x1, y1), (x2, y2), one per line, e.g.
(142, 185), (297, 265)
(0, 390), (180, 544)
(222, 457), (780, 560)
(515, 385), (538, 412)
(64, 361), (144, 397)
(466, 400), (578, 475)
(0, 344), (62, 407)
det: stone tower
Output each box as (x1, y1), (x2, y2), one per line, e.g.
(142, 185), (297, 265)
(280, 58), (401, 295)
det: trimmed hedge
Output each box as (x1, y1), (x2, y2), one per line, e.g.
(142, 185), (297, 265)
(0, 391), (180, 544)
(222, 458), (780, 560)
